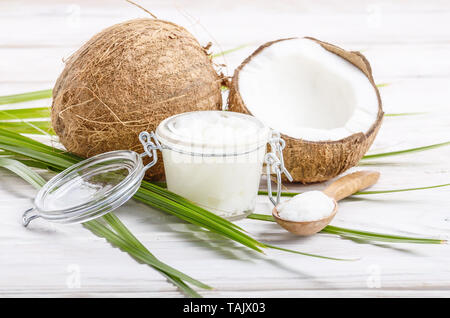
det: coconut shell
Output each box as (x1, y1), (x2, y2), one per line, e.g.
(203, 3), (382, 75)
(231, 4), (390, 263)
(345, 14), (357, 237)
(228, 37), (383, 183)
(52, 18), (222, 180)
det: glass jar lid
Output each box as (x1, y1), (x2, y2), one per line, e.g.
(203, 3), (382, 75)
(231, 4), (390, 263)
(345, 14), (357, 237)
(22, 131), (161, 227)
(155, 111), (271, 156)
(23, 150), (146, 226)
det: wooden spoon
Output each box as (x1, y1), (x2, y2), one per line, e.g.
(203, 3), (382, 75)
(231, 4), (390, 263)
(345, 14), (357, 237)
(272, 171), (380, 236)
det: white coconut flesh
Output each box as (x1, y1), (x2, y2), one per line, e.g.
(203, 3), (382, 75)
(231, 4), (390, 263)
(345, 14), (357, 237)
(237, 38), (379, 141)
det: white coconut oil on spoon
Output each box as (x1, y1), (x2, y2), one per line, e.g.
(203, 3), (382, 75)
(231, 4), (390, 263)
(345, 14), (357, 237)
(273, 171), (380, 236)
(277, 190), (335, 222)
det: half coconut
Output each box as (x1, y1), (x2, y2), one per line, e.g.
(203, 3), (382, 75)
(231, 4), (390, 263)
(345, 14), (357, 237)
(229, 37), (383, 183)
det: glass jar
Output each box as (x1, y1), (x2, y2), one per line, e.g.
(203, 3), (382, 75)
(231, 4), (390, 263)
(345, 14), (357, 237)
(155, 111), (270, 220)
(23, 111), (291, 226)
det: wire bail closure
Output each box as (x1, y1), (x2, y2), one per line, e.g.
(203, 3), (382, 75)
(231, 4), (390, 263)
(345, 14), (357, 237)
(264, 131), (293, 207)
(139, 131), (162, 171)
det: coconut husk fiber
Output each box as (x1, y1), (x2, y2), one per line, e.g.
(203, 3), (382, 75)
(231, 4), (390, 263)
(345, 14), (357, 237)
(228, 37), (383, 183)
(52, 18), (222, 180)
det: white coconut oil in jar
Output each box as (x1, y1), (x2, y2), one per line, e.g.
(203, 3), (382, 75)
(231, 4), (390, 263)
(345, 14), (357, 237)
(155, 111), (271, 220)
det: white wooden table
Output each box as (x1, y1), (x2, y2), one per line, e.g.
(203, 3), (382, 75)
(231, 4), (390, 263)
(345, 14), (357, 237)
(1, 0), (449, 297)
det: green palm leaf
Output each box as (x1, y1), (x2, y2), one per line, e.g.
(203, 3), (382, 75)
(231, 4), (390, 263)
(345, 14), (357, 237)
(0, 89), (52, 105)
(247, 214), (444, 244)
(0, 157), (46, 189)
(0, 121), (54, 135)
(362, 141), (450, 160)
(384, 112), (426, 117)
(0, 107), (51, 120)
(259, 183), (450, 198)
(0, 157), (206, 297)
(83, 220), (210, 290)
(354, 183), (450, 195)
(211, 44), (248, 58)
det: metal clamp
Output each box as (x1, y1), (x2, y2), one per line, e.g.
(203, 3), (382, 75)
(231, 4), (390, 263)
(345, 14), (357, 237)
(139, 131), (162, 171)
(264, 132), (293, 207)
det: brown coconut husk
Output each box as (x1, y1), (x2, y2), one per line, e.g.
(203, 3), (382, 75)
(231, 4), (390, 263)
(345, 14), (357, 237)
(52, 18), (222, 180)
(228, 37), (383, 183)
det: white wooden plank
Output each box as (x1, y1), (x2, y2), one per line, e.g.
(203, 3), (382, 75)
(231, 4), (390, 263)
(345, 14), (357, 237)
(3, 290), (450, 298)
(1, 1), (450, 48)
(2, 43), (450, 85)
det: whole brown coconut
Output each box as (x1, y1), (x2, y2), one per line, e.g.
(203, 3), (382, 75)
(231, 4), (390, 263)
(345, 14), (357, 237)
(52, 18), (222, 180)
(228, 37), (383, 183)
